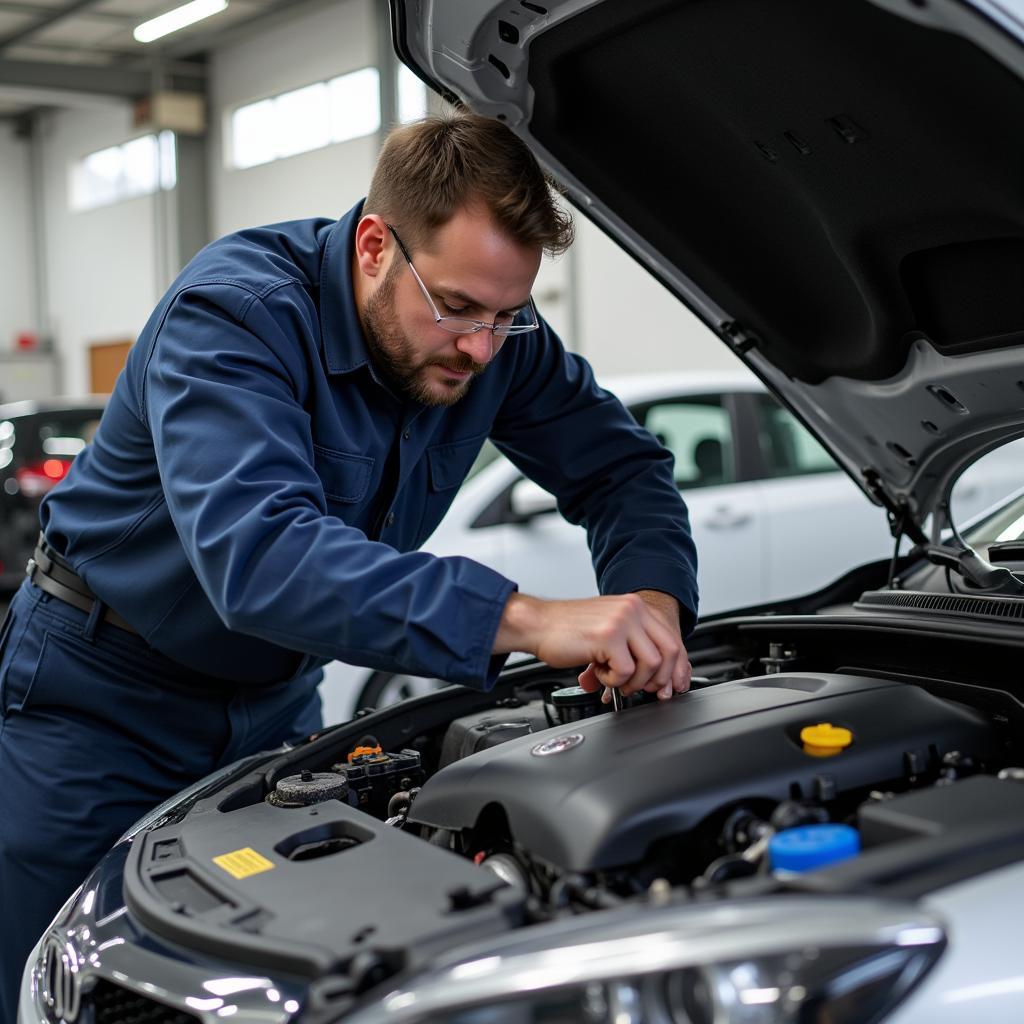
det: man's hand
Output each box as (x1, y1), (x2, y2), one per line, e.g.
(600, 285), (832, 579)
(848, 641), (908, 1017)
(494, 589), (691, 702)
(592, 589), (690, 702)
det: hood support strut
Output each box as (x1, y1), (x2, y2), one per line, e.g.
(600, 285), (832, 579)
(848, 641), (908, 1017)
(863, 468), (929, 546)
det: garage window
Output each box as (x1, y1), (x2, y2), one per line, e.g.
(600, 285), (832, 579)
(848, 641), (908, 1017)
(229, 67), (380, 170)
(69, 132), (176, 212)
(398, 63), (428, 122)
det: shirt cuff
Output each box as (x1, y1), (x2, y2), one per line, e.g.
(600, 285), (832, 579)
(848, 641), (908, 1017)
(447, 560), (519, 690)
(600, 557), (699, 637)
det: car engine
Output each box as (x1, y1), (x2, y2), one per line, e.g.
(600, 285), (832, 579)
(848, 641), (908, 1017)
(405, 672), (1005, 892)
(121, 660), (1024, 997)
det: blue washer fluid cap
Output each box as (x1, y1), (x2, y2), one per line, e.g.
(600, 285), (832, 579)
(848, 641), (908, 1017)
(769, 824), (861, 873)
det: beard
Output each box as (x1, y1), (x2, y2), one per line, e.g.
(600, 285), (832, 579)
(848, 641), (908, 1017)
(361, 263), (487, 407)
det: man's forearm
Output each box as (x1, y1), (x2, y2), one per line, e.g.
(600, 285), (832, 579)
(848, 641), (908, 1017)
(494, 589), (683, 656)
(493, 592), (544, 655)
(633, 588), (681, 632)
(491, 590), (691, 700)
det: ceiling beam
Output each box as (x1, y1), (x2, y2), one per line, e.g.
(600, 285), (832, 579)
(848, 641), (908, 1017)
(0, 0), (100, 54)
(0, 1), (124, 22)
(8, 41), (207, 79)
(0, 56), (153, 97)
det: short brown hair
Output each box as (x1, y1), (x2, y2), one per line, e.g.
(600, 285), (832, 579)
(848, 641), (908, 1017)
(364, 109), (573, 257)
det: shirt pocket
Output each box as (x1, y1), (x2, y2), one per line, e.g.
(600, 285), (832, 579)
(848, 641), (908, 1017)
(312, 444), (375, 509)
(418, 432), (489, 544)
(426, 433), (489, 492)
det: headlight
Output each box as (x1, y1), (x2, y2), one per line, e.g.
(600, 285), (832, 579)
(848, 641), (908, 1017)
(346, 897), (944, 1024)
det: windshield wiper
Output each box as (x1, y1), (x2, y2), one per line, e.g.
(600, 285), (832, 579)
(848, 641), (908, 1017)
(922, 543), (1024, 596)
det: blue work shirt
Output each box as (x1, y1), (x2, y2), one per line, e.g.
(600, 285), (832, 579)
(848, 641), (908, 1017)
(41, 201), (698, 688)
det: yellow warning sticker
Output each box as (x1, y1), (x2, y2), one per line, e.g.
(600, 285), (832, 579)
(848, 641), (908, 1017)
(212, 847), (276, 880)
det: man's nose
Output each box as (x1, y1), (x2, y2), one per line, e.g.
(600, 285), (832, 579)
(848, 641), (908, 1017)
(455, 328), (495, 365)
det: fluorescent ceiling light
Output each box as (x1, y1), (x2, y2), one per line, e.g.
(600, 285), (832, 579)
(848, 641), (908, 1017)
(134, 0), (228, 44)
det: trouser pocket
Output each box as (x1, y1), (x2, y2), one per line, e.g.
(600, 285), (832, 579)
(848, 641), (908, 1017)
(0, 584), (47, 718)
(0, 607), (44, 718)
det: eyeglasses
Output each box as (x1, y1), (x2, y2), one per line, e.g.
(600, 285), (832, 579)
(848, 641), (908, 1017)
(387, 224), (539, 337)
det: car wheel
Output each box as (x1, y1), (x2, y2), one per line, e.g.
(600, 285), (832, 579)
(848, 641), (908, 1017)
(356, 671), (443, 710)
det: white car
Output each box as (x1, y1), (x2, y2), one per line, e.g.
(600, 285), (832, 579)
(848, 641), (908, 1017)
(321, 370), (1021, 723)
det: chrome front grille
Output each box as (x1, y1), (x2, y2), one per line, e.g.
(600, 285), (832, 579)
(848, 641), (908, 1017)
(87, 980), (200, 1024)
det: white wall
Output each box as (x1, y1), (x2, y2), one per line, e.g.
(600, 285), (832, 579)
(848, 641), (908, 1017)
(37, 104), (161, 395)
(209, 0), (377, 237)
(25, 0), (742, 400)
(0, 125), (36, 351)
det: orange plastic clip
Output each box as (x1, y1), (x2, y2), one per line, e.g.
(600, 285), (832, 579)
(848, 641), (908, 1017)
(347, 743), (384, 764)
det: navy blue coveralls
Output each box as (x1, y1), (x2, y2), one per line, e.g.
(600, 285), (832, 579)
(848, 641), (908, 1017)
(0, 200), (698, 1017)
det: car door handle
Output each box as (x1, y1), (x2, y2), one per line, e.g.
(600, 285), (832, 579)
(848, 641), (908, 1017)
(704, 509), (753, 530)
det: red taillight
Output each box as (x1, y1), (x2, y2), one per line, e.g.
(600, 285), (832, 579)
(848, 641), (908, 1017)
(15, 459), (72, 497)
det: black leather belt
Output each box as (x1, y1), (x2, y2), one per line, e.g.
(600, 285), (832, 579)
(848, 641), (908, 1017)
(27, 534), (138, 634)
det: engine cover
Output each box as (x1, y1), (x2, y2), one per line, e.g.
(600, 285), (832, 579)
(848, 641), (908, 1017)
(409, 674), (1000, 872)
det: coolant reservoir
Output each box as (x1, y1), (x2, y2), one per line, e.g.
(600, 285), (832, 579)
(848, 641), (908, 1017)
(769, 823), (860, 872)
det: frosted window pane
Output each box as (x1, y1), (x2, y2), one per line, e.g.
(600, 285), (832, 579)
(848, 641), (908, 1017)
(159, 131), (177, 190)
(275, 82), (331, 158)
(328, 67), (381, 143)
(121, 135), (159, 198)
(69, 164), (93, 211)
(232, 98), (277, 169)
(69, 134), (170, 211)
(84, 145), (122, 184)
(228, 66), (382, 170)
(398, 64), (427, 123)
(70, 146), (121, 210)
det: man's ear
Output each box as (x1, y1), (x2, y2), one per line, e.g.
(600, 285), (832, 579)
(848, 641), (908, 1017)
(353, 215), (391, 280)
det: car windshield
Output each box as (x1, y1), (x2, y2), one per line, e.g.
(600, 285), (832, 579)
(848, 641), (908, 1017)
(949, 437), (1024, 536)
(962, 487), (1024, 555)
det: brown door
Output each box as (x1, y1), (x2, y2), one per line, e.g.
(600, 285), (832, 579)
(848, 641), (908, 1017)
(88, 339), (134, 394)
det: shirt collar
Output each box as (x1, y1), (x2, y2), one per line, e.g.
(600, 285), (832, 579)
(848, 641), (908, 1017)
(318, 199), (375, 376)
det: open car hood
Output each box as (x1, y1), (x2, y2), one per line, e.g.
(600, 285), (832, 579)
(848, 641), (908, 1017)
(391, 0), (1024, 540)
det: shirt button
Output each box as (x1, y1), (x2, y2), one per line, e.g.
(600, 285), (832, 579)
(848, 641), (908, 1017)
(385, 512), (395, 527)
(402, 430), (410, 440)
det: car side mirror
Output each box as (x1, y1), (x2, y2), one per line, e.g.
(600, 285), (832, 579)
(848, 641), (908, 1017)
(508, 478), (557, 521)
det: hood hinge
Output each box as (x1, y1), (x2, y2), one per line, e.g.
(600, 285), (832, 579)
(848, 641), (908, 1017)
(862, 467), (928, 546)
(719, 320), (760, 354)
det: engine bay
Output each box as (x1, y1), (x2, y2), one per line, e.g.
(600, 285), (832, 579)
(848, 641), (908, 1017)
(122, 616), (1024, 999)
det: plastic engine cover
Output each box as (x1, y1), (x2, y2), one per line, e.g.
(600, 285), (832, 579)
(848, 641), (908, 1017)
(408, 674), (1000, 872)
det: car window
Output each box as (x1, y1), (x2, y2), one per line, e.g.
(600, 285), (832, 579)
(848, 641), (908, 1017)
(1, 409), (103, 494)
(637, 397), (735, 489)
(32, 413), (102, 457)
(753, 394), (836, 478)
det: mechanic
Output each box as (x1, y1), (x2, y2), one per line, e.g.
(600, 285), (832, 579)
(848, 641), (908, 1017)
(0, 110), (697, 1016)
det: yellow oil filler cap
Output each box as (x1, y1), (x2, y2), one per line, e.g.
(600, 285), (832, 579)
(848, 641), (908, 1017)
(801, 723), (852, 757)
